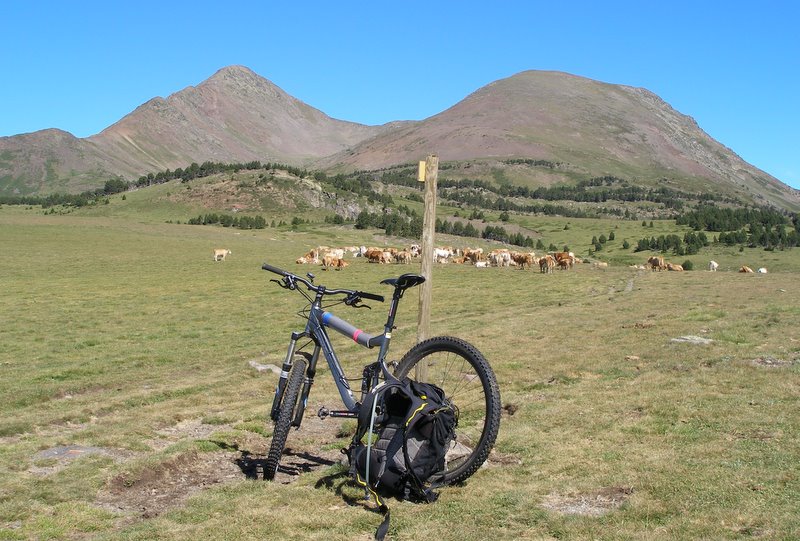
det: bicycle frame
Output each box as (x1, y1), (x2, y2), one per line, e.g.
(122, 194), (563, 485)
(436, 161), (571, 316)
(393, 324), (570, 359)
(269, 280), (405, 426)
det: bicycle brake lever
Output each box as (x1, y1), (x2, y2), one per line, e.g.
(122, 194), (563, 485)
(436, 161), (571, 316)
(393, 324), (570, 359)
(345, 295), (371, 309)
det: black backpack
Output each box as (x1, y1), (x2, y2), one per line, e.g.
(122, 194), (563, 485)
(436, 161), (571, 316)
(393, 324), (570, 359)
(348, 378), (457, 539)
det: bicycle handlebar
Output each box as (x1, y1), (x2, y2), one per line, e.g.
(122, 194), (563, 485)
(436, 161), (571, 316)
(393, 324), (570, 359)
(262, 262), (385, 303)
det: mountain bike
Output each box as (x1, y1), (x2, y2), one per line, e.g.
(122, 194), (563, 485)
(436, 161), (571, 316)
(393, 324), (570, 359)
(261, 262), (501, 485)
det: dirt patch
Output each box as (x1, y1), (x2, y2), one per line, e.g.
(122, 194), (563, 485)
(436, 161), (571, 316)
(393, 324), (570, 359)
(541, 486), (633, 516)
(30, 445), (134, 476)
(147, 419), (231, 451)
(98, 450), (243, 518)
(93, 414), (349, 519)
(487, 449), (523, 466)
(624, 321), (654, 329)
(750, 356), (796, 368)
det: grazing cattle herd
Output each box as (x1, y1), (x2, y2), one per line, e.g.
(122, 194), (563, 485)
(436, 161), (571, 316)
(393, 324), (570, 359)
(287, 244), (595, 274)
(214, 242), (770, 275)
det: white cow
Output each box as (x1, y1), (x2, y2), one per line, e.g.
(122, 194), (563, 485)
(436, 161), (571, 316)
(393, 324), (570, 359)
(434, 247), (452, 263)
(213, 249), (231, 261)
(708, 260), (719, 272)
(757, 267), (768, 274)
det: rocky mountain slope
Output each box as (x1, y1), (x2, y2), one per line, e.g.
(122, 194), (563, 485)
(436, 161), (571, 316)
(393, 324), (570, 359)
(319, 71), (798, 211)
(0, 66), (387, 195)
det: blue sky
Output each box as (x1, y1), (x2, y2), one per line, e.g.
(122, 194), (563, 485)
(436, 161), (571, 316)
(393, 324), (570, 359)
(1, 1), (798, 188)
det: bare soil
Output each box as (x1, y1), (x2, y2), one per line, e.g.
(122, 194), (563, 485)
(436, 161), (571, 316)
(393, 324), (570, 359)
(33, 415), (348, 521)
(541, 486), (634, 516)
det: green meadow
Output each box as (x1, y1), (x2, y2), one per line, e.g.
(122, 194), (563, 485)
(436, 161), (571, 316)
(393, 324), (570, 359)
(1, 199), (799, 540)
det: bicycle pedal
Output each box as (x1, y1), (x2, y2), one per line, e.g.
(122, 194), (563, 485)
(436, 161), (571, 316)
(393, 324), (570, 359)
(317, 406), (329, 419)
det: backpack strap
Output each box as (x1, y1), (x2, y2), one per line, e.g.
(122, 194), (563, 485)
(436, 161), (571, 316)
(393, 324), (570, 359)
(353, 472), (391, 540)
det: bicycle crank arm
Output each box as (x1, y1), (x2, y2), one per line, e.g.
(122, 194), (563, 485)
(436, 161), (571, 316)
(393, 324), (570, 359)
(317, 407), (358, 419)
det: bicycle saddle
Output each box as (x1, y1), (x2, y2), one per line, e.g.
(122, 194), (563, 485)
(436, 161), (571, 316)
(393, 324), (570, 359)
(380, 273), (426, 290)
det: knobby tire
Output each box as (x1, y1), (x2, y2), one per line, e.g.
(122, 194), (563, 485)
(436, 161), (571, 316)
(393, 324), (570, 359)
(395, 336), (501, 486)
(265, 357), (307, 481)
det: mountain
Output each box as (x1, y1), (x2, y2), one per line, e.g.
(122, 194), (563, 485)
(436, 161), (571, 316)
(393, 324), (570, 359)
(1, 66), (798, 212)
(0, 66), (387, 195)
(318, 71), (799, 211)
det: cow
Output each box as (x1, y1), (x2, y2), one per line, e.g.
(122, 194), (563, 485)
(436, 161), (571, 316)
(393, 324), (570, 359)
(592, 261), (609, 269)
(666, 263), (684, 271)
(489, 249), (511, 268)
(511, 251), (535, 269)
(539, 254), (556, 274)
(342, 246), (360, 256)
(321, 255), (349, 270)
(321, 255), (336, 270)
(739, 265), (754, 273)
(475, 261), (489, 268)
(213, 249), (231, 261)
(322, 248), (345, 260)
(554, 251), (575, 269)
(708, 260), (719, 272)
(647, 256), (666, 271)
(757, 267), (768, 274)
(300, 248), (320, 264)
(365, 248), (384, 263)
(394, 250), (412, 265)
(463, 248), (484, 264)
(434, 247), (452, 263)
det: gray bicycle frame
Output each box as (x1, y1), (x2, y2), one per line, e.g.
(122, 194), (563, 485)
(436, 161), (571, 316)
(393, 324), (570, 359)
(282, 290), (397, 413)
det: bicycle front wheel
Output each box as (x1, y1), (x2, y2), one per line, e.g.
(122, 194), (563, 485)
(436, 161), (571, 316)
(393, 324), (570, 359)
(265, 357), (307, 481)
(395, 336), (501, 485)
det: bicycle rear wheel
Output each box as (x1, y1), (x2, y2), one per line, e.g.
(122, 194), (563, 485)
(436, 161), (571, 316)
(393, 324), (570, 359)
(394, 336), (501, 485)
(265, 357), (307, 481)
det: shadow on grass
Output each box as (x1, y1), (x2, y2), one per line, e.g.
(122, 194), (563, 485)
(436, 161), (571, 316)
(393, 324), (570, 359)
(207, 440), (337, 480)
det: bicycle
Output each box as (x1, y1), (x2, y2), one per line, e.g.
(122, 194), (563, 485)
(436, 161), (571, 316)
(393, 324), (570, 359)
(260, 262), (501, 485)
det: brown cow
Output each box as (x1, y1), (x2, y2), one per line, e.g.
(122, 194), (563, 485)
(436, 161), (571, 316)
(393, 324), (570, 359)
(539, 254), (556, 274)
(648, 256), (666, 271)
(666, 262), (684, 271)
(511, 252), (535, 269)
(553, 251), (575, 268)
(394, 250), (412, 264)
(463, 248), (484, 264)
(321, 256), (349, 270)
(739, 265), (754, 273)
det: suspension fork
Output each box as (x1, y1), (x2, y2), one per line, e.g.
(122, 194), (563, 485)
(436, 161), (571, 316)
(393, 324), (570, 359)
(293, 345), (320, 428)
(270, 331), (304, 421)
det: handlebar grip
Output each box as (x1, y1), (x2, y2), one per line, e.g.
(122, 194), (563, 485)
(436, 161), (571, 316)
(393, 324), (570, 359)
(262, 262), (288, 276)
(358, 291), (385, 303)
(321, 311), (379, 348)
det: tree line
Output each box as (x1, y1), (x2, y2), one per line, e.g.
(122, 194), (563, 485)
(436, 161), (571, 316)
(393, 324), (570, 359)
(354, 207), (536, 248)
(186, 212), (267, 229)
(676, 204), (800, 250)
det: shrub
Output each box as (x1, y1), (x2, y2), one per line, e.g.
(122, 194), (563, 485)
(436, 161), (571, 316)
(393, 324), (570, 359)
(682, 260), (694, 271)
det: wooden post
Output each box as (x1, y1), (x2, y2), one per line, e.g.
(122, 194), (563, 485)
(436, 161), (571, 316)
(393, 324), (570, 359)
(417, 155), (438, 354)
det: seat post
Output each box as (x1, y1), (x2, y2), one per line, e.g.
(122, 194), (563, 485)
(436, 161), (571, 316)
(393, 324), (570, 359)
(382, 286), (403, 333)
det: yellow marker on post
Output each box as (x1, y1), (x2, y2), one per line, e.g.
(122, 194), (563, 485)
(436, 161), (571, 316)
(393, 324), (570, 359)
(418, 160), (427, 182)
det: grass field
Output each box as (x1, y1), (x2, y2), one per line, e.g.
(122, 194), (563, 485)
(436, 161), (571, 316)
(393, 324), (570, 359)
(1, 204), (799, 540)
